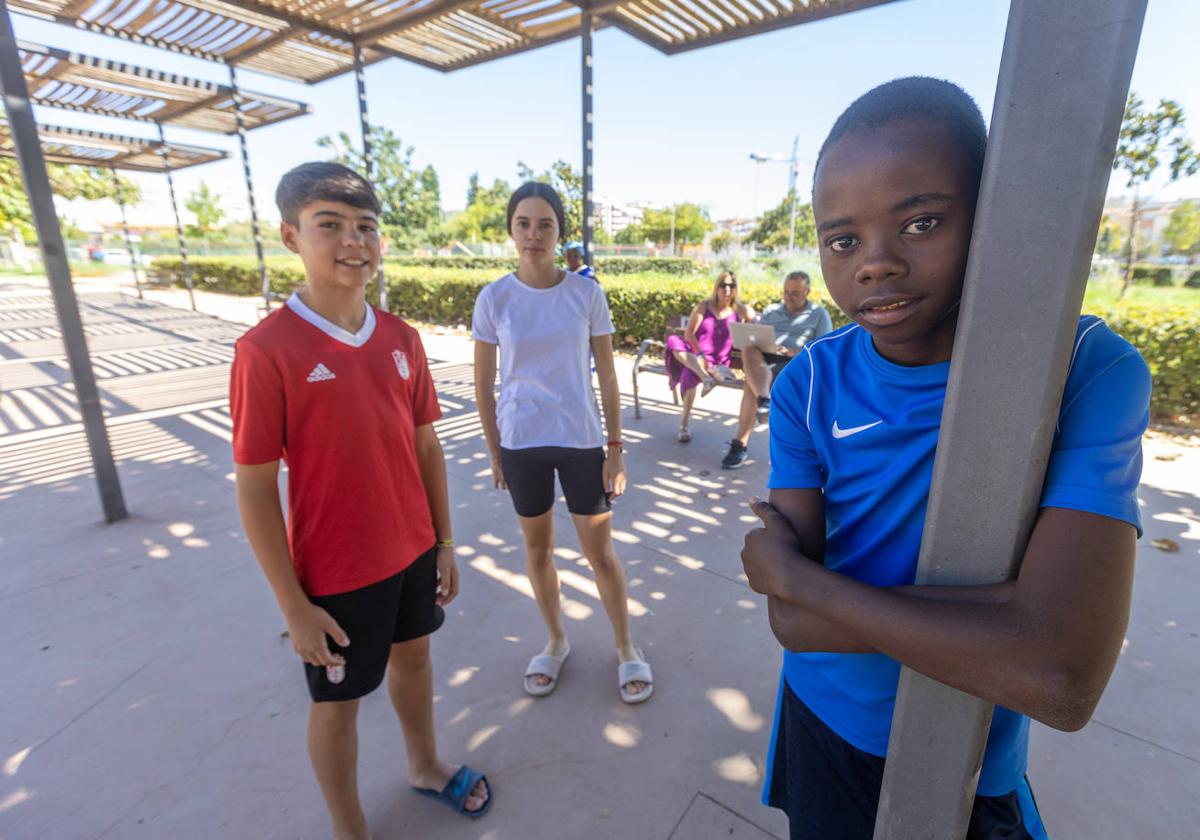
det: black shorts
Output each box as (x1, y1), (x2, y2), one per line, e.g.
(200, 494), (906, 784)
(767, 681), (1047, 840)
(499, 446), (611, 518)
(304, 545), (445, 703)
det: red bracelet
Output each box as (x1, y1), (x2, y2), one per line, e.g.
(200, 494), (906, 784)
(607, 440), (624, 449)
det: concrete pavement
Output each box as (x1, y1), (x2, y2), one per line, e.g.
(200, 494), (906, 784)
(1, 273), (1197, 839)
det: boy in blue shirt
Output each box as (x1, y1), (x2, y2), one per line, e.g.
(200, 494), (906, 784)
(563, 241), (597, 281)
(740, 77), (1150, 839)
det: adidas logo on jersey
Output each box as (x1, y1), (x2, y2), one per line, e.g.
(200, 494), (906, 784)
(306, 363), (336, 383)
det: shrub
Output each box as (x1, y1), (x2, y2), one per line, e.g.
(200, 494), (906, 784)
(1185, 269), (1200, 289)
(147, 256), (305, 296)
(1130, 264), (1174, 286)
(383, 255), (700, 276)
(149, 256), (1195, 423)
(1093, 303), (1200, 425)
(595, 257), (702, 276)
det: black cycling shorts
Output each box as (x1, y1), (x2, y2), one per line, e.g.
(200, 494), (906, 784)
(499, 446), (611, 518)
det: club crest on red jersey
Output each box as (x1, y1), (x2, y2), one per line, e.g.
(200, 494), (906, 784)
(392, 350), (410, 380)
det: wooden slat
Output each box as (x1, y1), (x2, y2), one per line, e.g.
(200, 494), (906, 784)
(16, 41), (307, 130)
(5, 0), (907, 80)
(0, 121), (227, 172)
(660, 0), (900, 53)
(441, 18), (578, 67)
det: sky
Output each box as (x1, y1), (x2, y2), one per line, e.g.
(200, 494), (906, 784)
(10, 0), (1200, 229)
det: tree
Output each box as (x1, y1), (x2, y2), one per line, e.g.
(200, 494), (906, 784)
(1112, 93), (1200, 296)
(0, 159), (140, 240)
(444, 175), (511, 244)
(614, 223), (646, 246)
(185, 181), (225, 240)
(710, 230), (735, 254)
(1163, 200), (1200, 262)
(638, 203), (712, 251)
(744, 190), (816, 252)
(318, 127), (442, 249)
(1095, 214), (1126, 258)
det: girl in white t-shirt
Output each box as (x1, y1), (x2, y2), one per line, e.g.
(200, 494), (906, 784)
(472, 182), (652, 704)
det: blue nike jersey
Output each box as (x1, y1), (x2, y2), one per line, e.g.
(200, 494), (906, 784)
(763, 315), (1150, 797)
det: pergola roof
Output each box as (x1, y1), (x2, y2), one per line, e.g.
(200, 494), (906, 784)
(8, 0), (900, 83)
(0, 120), (228, 170)
(17, 40), (309, 133)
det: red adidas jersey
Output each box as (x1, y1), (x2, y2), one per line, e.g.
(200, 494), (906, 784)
(230, 298), (441, 596)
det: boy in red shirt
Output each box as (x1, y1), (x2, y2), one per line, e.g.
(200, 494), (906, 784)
(232, 162), (490, 838)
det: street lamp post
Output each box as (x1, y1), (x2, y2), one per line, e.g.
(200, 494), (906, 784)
(786, 135), (800, 252)
(751, 137), (803, 252)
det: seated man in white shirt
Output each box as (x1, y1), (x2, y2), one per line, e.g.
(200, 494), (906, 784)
(723, 271), (834, 469)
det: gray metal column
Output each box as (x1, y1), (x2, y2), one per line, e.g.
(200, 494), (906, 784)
(873, 1), (1147, 838)
(580, 11), (594, 264)
(110, 167), (143, 299)
(228, 63), (269, 312)
(353, 43), (386, 311)
(158, 123), (196, 311)
(0, 0), (126, 522)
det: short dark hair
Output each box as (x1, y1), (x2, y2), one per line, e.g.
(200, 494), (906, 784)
(276, 161), (380, 225)
(784, 270), (811, 286)
(507, 182), (566, 240)
(814, 77), (987, 192)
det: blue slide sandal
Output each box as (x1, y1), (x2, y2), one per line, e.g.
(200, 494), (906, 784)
(412, 765), (492, 819)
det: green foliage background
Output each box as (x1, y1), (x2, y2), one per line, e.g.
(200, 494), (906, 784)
(150, 256), (1200, 425)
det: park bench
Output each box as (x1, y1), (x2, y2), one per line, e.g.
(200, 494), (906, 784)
(631, 315), (744, 420)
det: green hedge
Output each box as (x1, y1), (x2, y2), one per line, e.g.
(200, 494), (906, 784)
(150, 256), (1196, 424)
(1093, 304), (1200, 425)
(1185, 269), (1200, 289)
(149, 256), (834, 338)
(384, 254), (701, 276)
(1130, 264), (1175, 286)
(148, 255), (305, 295)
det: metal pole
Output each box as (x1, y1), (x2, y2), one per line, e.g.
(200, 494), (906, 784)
(873, 2), (1147, 837)
(110, 167), (143, 299)
(0, 0), (126, 523)
(353, 43), (386, 311)
(228, 63), (269, 313)
(158, 123), (196, 311)
(581, 11), (594, 265)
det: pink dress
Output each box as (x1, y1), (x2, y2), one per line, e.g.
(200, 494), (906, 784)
(664, 306), (740, 393)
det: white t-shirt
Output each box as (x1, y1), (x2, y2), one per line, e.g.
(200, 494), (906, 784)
(472, 271), (615, 450)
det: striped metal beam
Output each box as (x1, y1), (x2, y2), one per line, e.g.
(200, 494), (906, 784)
(0, 0), (127, 523)
(353, 42), (387, 311)
(581, 9), (594, 263)
(228, 63), (270, 312)
(158, 122), (197, 311)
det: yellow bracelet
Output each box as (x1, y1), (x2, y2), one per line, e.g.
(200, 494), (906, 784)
(435, 538), (454, 549)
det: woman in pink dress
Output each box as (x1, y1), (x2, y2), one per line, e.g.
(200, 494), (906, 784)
(663, 271), (755, 442)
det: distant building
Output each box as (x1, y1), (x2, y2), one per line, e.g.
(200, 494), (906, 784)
(714, 216), (759, 240)
(1102, 195), (1195, 247)
(593, 198), (645, 237)
(97, 222), (177, 240)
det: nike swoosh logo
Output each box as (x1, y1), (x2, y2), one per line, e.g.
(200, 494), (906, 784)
(831, 419), (883, 439)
